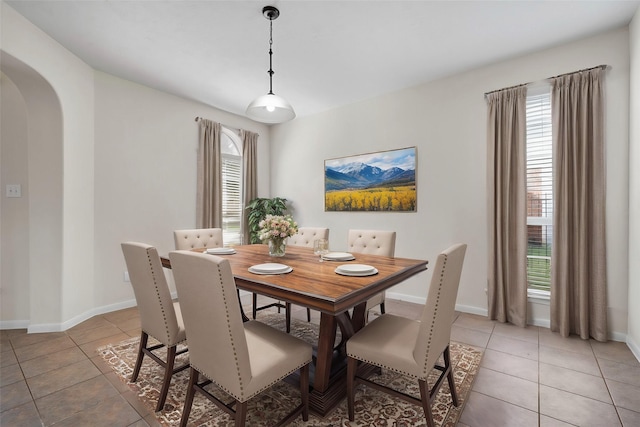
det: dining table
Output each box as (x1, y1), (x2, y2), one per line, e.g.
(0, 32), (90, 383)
(161, 243), (428, 416)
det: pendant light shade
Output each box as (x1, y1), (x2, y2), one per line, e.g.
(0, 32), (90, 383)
(246, 93), (295, 124)
(246, 6), (296, 124)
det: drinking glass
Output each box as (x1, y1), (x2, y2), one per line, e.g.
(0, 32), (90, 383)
(313, 238), (329, 262)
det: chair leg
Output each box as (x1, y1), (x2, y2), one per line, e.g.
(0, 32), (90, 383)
(285, 303), (292, 333)
(235, 400), (248, 426)
(444, 345), (459, 406)
(131, 332), (148, 382)
(179, 367), (198, 427)
(306, 308), (311, 322)
(156, 345), (177, 412)
(252, 293), (258, 319)
(379, 301), (386, 314)
(418, 379), (435, 427)
(347, 357), (358, 421)
(300, 363), (310, 421)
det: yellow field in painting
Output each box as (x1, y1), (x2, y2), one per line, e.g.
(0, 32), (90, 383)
(325, 185), (416, 211)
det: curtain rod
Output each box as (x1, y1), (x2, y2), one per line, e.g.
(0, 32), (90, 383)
(484, 64), (608, 98)
(194, 116), (240, 134)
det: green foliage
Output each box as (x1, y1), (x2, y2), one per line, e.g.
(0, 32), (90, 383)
(245, 197), (289, 244)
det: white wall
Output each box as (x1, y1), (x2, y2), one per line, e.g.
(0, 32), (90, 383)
(271, 27), (631, 340)
(628, 8), (640, 358)
(93, 71), (271, 308)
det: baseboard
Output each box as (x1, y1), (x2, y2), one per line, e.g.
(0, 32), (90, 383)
(627, 335), (640, 363)
(0, 319), (31, 330)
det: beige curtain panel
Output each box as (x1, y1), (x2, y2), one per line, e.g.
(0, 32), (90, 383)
(550, 68), (608, 342)
(486, 86), (528, 328)
(241, 129), (258, 245)
(196, 119), (222, 229)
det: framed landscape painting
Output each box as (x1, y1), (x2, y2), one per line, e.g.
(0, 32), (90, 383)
(324, 147), (417, 212)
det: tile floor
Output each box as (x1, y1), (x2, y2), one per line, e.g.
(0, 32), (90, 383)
(1, 296), (639, 426)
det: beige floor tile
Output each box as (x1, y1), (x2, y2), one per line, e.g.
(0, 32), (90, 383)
(539, 362), (612, 403)
(27, 358), (102, 399)
(618, 407), (640, 427)
(539, 345), (600, 376)
(453, 313), (496, 334)
(101, 307), (140, 325)
(460, 391), (538, 427)
(49, 394), (142, 427)
(605, 378), (640, 412)
(0, 362), (24, 387)
(540, 384), (621, 426)
(79, 332), (131, 357)
(14, 335), (77, 362)
(487, 334), (538, 360)
(480, 348), (538, 382)
(492, 322), (539, 344)
(9, 331), (67, 350)
(20, 346), (88, 378)
(451, 325), (491, 348)
(0, 401), (43, 427)
(591, 340), (640, 367)
(471, 367), (538, 411)
(34, 375), (120, 425)
(0, 380), (33, 412)
(538, 328), (594, 355)
(0, 348), (18, 368)
(66, 315), (113, 334)
(68, 323), (125, 345)
(540, 414), (577, 426)
(598, 357), (640, 388)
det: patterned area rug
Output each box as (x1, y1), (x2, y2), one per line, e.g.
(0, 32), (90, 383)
(99, 312), (483, 426)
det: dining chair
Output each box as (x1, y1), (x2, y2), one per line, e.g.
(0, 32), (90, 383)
(253, 227), (330, 331)
(346, 243), (467, 427)
(169, 250), (312, 427)
(173, 227), (223, 250)
(120, 242), (189, 412)
(347, 229), (396, 320)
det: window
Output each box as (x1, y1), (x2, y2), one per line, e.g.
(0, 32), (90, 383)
(221, 128), (243, 246)
(526, 87), (552, 293)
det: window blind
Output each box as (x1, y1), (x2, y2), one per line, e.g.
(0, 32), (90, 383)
(526, 90), (553, 292)
(222, 153), (243, 245)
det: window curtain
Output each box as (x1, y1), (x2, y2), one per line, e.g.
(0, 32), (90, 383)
(486, 86), (528, 327)
(241, 130), (258, 245)
(196, 119), (222, 228)
(550, 68), (607, 341)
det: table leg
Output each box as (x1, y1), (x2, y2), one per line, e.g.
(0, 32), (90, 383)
(313, 313), (337, 392)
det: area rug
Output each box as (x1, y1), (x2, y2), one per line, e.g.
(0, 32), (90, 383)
(99, 312), (483, 426)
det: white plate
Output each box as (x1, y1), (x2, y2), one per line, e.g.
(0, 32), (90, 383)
(206, 248), (236, 255)
(248, 263), (292, 275)
(335, 264), (377, 276)
(322, 252), (355, 261)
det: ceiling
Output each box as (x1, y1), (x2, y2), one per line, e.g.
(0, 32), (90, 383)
(6, 1), (639, 121)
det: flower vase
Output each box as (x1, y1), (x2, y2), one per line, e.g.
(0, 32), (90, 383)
(268, 239), (286, 257)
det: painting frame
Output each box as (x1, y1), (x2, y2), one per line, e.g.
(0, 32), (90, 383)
(324, 147), (417, 212)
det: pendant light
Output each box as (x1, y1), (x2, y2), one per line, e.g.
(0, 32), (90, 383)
(246, 6), (296, 124)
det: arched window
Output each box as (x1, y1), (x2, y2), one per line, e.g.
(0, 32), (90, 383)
(221, 128), (243, 245)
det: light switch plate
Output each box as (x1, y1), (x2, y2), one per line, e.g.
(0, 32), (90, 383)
(6, 184), (21, 198)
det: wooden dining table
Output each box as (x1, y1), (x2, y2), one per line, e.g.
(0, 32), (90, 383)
(161, 244), (428, 416)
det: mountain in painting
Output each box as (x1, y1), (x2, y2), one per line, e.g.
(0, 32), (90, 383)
(325, 162), (415, 191)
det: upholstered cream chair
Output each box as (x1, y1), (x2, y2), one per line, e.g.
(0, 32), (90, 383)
(169, 250), (312, 427)
(120, 242), (189, 412)
(346, 243), (467, 427)
(173, 228), (223, 250)
(253, 227), (330, 329)
(286, 226), (330, 247)
(347, 229), (396, 319)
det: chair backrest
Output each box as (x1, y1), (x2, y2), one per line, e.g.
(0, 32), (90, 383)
(169, 250), (251, 400)
(121, 242), (182, 346)
(413, 243), (467, 377)
(287, 227), (329, 247)
(347, 229), (396, 257)
(173, 228), (223, 249)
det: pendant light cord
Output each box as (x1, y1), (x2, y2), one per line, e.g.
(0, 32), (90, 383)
(268, 18), (274, 95)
